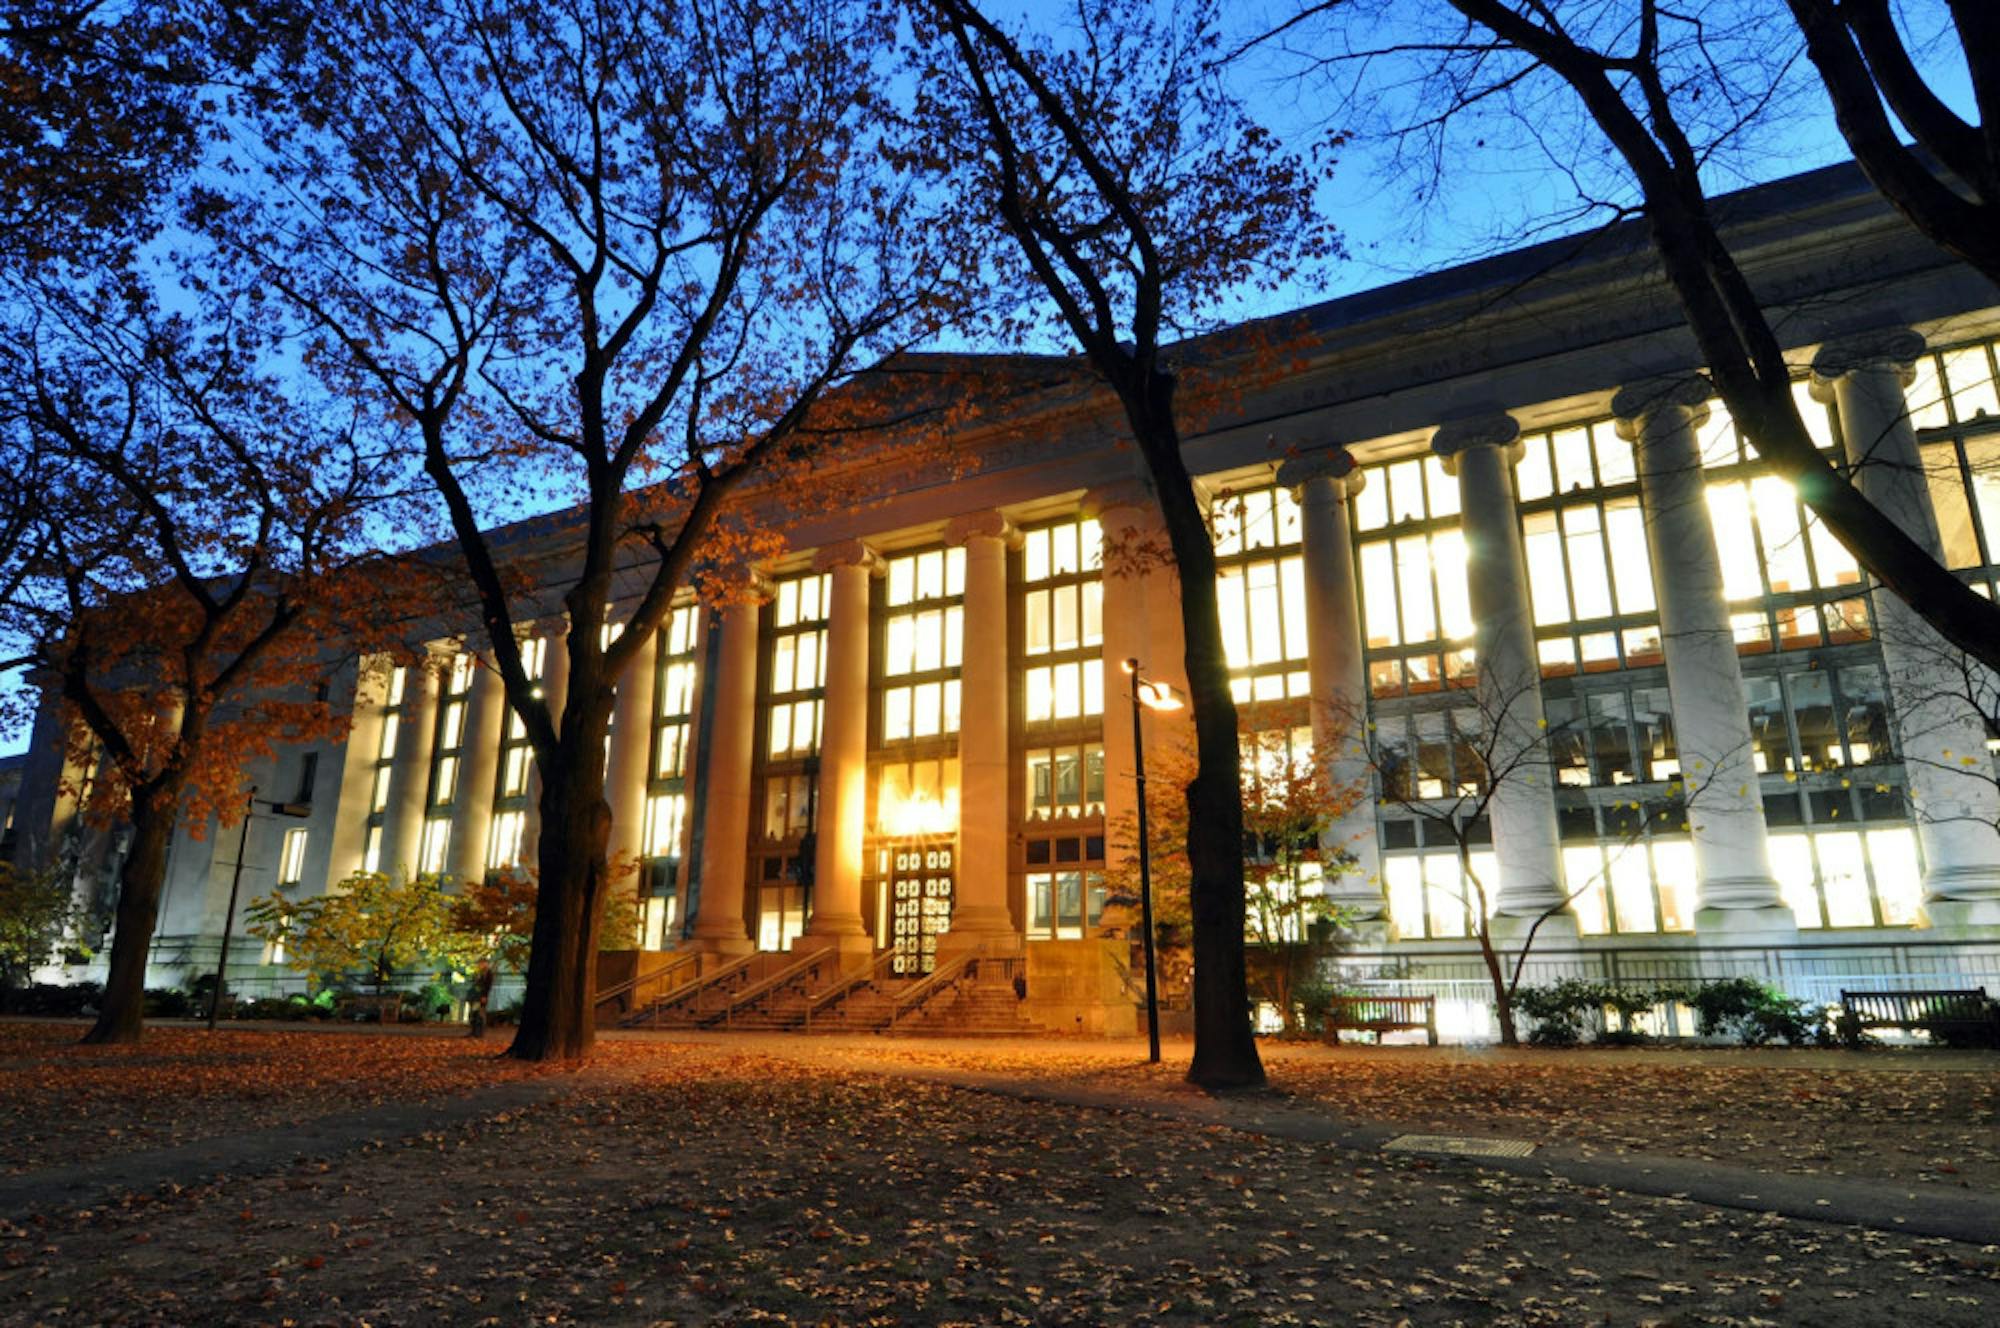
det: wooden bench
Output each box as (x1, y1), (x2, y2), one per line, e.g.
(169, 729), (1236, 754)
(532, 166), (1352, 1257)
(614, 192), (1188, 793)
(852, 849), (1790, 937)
(1324, 994), (1438, 1046)
(1839, 988), (1999, 1045)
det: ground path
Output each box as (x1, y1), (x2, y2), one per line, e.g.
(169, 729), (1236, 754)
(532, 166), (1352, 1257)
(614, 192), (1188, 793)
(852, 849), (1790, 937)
(1, 1022), (1995, 1324)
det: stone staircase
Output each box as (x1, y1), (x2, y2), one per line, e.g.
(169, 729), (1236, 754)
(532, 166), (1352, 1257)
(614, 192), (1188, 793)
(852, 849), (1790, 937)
(612, 948), (1046, 1036)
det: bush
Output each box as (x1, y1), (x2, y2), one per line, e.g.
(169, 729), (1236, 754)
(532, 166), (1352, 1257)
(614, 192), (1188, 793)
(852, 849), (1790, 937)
(1676, 977), (1831, 1047)
(410, 980), (456, 1022)
(1512, 979), (1597, 1045)
(0, 980), (103, 1017)
(143, 988), (194, 1018)
(234, 996), (298, 1021)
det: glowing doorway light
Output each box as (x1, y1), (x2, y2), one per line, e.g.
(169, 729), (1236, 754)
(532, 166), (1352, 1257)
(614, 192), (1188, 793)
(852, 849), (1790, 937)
(879, 787), (959, 838)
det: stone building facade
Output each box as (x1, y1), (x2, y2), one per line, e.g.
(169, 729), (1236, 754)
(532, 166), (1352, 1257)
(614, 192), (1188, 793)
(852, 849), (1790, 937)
(12, 160), (2000, 1035)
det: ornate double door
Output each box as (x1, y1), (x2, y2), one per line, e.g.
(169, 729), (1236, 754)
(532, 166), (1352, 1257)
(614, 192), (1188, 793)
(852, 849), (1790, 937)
(887, 839), (955, 975)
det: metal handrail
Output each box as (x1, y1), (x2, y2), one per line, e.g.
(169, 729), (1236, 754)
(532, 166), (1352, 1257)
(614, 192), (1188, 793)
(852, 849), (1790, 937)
(886, 950), (983, 1034)
(711, 948), (828, 1028)
(596, 950), (702, 1012)
(638, 950), (760, 1027)
(802, 949), (899, 1032)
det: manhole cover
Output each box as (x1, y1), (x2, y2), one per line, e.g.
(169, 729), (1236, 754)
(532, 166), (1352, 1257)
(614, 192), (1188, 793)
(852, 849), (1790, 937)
(1383, 1133), (1536, 1159)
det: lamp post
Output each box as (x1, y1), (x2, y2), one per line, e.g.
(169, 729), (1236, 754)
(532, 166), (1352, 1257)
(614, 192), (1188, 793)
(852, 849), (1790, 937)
(207, 787), (313, 1030)
(1123, 658), (1184, 1064)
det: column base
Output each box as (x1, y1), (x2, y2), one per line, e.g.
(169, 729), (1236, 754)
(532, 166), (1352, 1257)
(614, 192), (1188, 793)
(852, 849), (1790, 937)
(1694, 905), (1799, 944)
(1340, 915), (1393, 948)
(938, 905), (1018, 961)
(793, 927), (875, 969)
(688, 929), (755, 958)
(1488, 911), (1578, 945)
(1921, 897), (2000, 933)
(1923, 863), (2000, 899)
(1699, 874), (1787, 912)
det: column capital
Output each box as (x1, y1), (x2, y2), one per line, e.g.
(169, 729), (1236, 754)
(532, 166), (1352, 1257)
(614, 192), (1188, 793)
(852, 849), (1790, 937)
(701, 561), (773, 605)
(943, 510), (1022, 549)
(1430, 413), (1523, 473)
(811, 539), (885, 576)
(1274, 446), (1364, 499)
(1081, 476), (1157, 519)
(1610, 373), (1713, 439)
(1811, 327), (1926, 393)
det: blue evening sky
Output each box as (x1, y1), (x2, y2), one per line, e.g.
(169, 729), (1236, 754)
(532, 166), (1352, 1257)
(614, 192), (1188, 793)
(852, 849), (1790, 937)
(0, 3), (1974, 758)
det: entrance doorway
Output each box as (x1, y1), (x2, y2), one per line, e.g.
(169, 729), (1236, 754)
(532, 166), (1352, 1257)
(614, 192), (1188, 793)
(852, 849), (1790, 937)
(886, 838), (954, 975)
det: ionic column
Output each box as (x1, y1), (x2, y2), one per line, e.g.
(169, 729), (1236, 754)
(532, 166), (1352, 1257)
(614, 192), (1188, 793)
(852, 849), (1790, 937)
(522, 620), (570, 870)
(1277, 448), (1383, 920)
(445, 653), (507, 887)
(1813, 329), (2000, 926)
(941, 512), (1019, 953)
(688, 588), (762, 955)
(379, 647), (444, 879)
(604, 621), (659, 897)
(1615, 378), (1792, 936)
(799, 541), (881, 960)
(1432, 414), (1568, 924)
(325, 658), (391, 886)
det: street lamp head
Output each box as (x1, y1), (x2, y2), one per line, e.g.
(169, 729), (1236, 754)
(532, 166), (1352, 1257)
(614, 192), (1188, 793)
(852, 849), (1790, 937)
(1137, 680), (1184, 713)
(1122, 657), (1138, 675)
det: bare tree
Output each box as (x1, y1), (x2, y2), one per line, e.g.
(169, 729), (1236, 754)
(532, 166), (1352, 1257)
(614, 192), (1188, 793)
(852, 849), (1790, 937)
(0, 281), (413, 1044)
(1261, 0), (2000, 677)
(224, 0), (964, 1060)
(1350, 685), (1728, 1046)
(913, 0), (1337, 1089)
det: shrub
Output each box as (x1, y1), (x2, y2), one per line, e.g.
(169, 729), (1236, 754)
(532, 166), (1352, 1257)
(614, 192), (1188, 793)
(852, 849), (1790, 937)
(0, 980), (104, 1017)
(1511, 979), (1606, 1045)
(1676, 977), (1830, 1046)
(143, 988), (194, 1019)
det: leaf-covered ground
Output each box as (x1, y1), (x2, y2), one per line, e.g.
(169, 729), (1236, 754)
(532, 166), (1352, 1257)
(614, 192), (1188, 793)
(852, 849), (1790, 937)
(0, 1026), (1996, 1325)
(791, 1037), (2000, 1192)
(0, 1021), (571, 1175)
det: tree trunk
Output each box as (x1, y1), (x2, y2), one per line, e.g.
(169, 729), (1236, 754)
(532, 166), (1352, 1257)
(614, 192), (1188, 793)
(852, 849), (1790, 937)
(80, 805), (176, 1045)
(1122, 370), (1265, 1090)
(1474, 922), (1519, 1048)
(507, 745), (612, 1062)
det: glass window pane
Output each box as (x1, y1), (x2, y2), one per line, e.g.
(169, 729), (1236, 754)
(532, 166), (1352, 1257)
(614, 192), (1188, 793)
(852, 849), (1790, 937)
(1515, 435), (1553, 502)
(1051, 522), (1078, 576)
(1867, 827), (1922, 927)
(1395, 537), (1436, 643)
(1771, 833), (1821, 927)
(1280, 556), (1308, 662)
(1592, 422), (1635, 485)
(1943, 346), (2000, 422)
(1603, 499), (1655, 613)
(1026, 589), (1051, 655)
(1425, 456), (1460, 518)
(1706, 483), (1763, 600)
(1361, 542), (1400, 647)
(1354, 472), (1389, 531)
(1082, 581), (1103, 646)
(1433, 534), (1473, 640)
(1385, 461), (1423, 524)
(1522, 513), (1569, 626)
(1551, 427), (1594, 493)
(1385, 857), (1425, 936)
(886, 616), (915, 677)
(1817, 831), (1874, 926)
(1024, 529), (1049, 583)
(1923, 442), (1982, 568)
